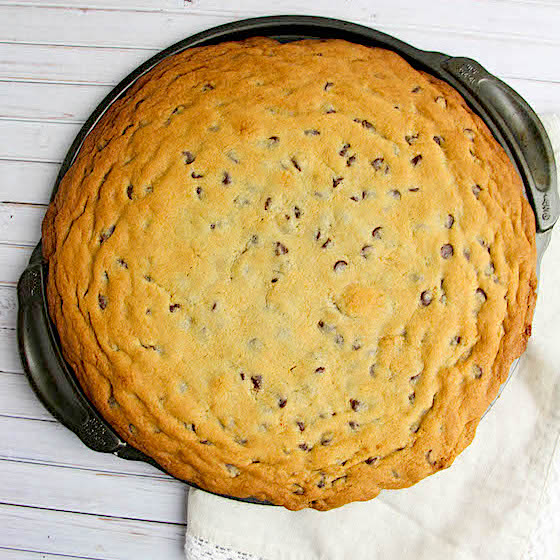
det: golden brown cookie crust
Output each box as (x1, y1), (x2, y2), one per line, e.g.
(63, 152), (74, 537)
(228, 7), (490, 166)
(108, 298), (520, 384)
(42, 38), (537, 510)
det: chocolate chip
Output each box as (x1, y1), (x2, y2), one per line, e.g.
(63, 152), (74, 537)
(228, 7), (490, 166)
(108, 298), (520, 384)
(346, 155), (356, 167)
(352, 340), (362, 351)
(348, 421), (359, 430)
(291, 157), (302, 172)
(268, 136), (280, 146)
(350, 399), (360, 412)
(191, 171), (203, 179)
(317, 320), (325, 329)
(169, 303), (181, 312)
(332, 177), (343, 188)
(222, 171), (231, 185)
(292, 484), (305, 495)
(240, 372), (245, 380)
(117, 258), (127, 269)
(126, 185), (134, 199)
(321, 433), (333, 445)
(433, 135), (444, 145)
(99, 225), (115, 244)
(365, 456), (379, 465)
(371, 157), (384, 171)
(372, 226), (383, 239)
(405, 134), (419, 145)
(321, 238), (332, 249)
(182, 151), (195, 164)
(390, 189), (401, 199)
(297, 421), (305, 432)
(325, 106), (336, 114)
(271, 278), (278, 283)
(315, 367), (325, 374)
(441, 244), (454, 259)
(278, 398), (287, 408)
(411, 154), (423, 166)
(409, 392), (416, 404)
(410, 373), (421, 383)
(361, 244), (373, 258)
(334, 260), (348, 272)
(476, 288), (487, 301)
(486, 262), (495, 276)
(324, 81), (334, 91)
(339, 143), (351, 157)
(98, 295), (107, 310)
(445, 214), (454, 229)
(298, 443), (309, 451)
(411, 86), (422, 93)
(294, 206), (301, 218)
(201, 83), (215, 91)
(251, 375), (262, 391)
(264, 197), (272, 210)
(275, 242), (288, 256)
(420, 290), (433, 306)
(408, 187), (420, 192)
(472, 184), (482, 197)
(362, 120), (375, 130)
(304, 129), (320, 136)
(195, 186), (203, 198)
(452, 335), (461, 345)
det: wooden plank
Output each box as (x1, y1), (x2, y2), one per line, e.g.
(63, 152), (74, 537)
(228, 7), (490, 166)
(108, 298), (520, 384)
(0, 25), (559, 85)
(0, 244), (34, 286)
(0, 0), (182, 8)
(0, 459), (186, 524)
(0, 286), (17, 330)
(0, 81), (111, 122)
(0, 370), (55, 421)
(0, 504), (185, 560)
(0, 415), (171, 479)
(0, 160), (58, 204)
(0, 5), (229, 49)
(0, 203), (44, 247)
(0, 328), (22, 375)
(1, 0), (559, 44)
(0, 43), (159, 85)
(0, 548), (98, 560)
(0, 120), (81, 163)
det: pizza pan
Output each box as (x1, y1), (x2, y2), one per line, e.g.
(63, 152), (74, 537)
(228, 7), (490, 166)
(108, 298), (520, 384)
(17, 15), (559, 505)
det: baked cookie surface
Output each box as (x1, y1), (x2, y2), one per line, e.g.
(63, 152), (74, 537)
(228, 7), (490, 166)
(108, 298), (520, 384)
(43, 38), (537, 510)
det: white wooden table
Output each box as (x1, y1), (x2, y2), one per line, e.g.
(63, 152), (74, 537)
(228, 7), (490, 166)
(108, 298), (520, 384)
(0, 1), (558, 558)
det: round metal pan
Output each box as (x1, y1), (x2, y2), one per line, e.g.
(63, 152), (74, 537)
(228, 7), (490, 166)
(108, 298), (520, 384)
(17, 15), (559, 506)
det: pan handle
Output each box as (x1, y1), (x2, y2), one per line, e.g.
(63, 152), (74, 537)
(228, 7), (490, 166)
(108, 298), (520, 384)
(17, 249), (123, 453)
(441, 57), (559, 233)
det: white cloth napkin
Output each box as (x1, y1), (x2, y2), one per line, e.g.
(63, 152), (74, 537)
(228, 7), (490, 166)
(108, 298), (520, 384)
(185, 114), (560, 560)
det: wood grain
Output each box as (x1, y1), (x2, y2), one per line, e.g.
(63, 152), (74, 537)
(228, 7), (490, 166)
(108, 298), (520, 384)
(0, 328), (21, 374)
(0, 415), (171, 478)
(0, 459), (187, 524)
(0, 504), (186, 560)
